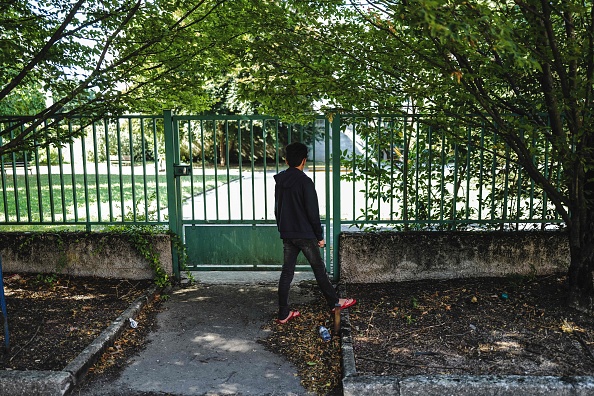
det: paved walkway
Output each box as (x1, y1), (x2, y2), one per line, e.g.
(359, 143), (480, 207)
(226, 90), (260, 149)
(73, 272), (317, 396)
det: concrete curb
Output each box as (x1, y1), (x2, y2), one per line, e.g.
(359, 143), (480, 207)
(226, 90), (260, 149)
(0, 286), (159, 396)
(340, 306), (594, 396)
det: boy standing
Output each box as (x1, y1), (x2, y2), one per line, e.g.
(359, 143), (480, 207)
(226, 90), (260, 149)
(274, 142), (355, 323)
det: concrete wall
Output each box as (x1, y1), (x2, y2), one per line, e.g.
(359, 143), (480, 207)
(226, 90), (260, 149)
(0, 232), (172, 280)
(0, 230), (570, 282)
(339, 231), (569, 283)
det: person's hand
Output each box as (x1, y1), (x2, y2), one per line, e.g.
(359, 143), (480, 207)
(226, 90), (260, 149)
(318, 239), (325, 248)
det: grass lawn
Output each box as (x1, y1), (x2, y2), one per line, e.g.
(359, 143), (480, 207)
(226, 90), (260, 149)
(0, 171), (237, 226)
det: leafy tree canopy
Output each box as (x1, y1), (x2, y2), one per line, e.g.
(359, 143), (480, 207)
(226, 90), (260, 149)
(0, 0), (280, 154)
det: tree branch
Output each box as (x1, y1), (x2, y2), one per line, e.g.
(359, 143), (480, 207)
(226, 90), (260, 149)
(0, 0), (86, 101)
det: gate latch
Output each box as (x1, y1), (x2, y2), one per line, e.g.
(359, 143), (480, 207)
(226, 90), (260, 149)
(173, 164), (192, 177)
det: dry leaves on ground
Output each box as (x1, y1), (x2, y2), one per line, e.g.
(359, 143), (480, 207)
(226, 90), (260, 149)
(0, 274), (156, 372)
(345, 274), (594, 377)
(259, 295), (343, 396)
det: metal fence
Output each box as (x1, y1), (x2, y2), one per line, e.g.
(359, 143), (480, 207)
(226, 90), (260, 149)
(1, 115), (169, 227)
(0, 112), (565, 231)
(337, 114), (565, 230)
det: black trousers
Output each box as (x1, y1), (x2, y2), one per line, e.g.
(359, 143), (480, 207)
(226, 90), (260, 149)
(278, 238), (339, 320)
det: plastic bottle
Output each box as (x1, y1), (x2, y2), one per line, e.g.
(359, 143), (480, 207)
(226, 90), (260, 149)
(319, 326), (331, 342)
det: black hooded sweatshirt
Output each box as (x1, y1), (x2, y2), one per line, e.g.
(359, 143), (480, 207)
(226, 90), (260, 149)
(274, 167), (323, 241)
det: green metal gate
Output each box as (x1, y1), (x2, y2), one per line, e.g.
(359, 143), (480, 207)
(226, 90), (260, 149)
(163, 111), (342, 278)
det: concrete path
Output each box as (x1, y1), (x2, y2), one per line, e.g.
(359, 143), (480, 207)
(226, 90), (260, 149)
(72, 272), (317, 396)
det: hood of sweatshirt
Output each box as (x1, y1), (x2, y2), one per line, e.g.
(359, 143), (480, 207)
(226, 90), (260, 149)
(273, 167), (307, 189)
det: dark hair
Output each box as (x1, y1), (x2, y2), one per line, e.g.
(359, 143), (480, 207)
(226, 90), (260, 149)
(285, 142), (308, 167)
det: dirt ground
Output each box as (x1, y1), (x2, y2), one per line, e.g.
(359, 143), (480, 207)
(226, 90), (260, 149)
(1, 273), (593, 396)
(0, 274), (157, 372)
(345, 274), (594, 377)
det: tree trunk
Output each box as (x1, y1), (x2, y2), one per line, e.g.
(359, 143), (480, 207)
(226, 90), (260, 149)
(567, 163), (594, 312)
(567, 219), (594, 312)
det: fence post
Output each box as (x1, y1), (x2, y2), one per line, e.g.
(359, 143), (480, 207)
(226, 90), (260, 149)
(331, 114), (342, 282)
(163, 110), (180, 279)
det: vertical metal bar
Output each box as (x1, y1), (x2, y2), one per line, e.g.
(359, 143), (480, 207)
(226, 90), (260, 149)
(545, 114), (555, 222)
(478, 124), (485, 222)
(23, 149), (32, 222)
(172, 117), (184, 221)
(465, 126), (472, 222)
(238, 120), (244, 221)
(141, 118), (149, 222)
(274, 118), (280, 174)
(0, 134), (7, 222)
(529, 130), (536, 220)
(503, 144), (510, 225)
(92, 121), (101, 222)
(262, 120), (268, 220)
(402, 116), (409, 228)
(174, 118), (184, 271)
(376, 116), (382, 220)
(453, 141), (459, 229)
(34, 126), (44, 222)
(389, 117), (396, 221)
(555, 153), (562, 219)
(57, 136), (66, 222)
(8, 146), (19, 223)
(81, 120), (91, 230)
(331, 114), (342, 281)
(324, 116), (331, 273)
(427, 123), (433, 222)
(116, 120), (125, 222)
(104, 119), (113, 222)
(69, 122), (79, 223)
(152, 117), (162, 222)
(439, 128), (446, 224)
(250, 120), (256, 220)
(0, 136), (8, 221)
(187, 121), (196, 221)
(9, 137), (21, 223)
(414, 118), (420, 224)
(516, 133), (524, 226)
(201, 120), (207, 220)
(33, 139), (42, 223)
(128, 118), (136, 222)
(490, 134), (498, 222)
(163, 110), (180, 278)
(264, 119), (280, 220)
(542, 133), (550, 222)
(47, 121), (56, 223)
(513, 129), (523, 226)
(226, 120), (231, 220)
(364, 118), (370, 220)
(213, 120), (219, 220)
